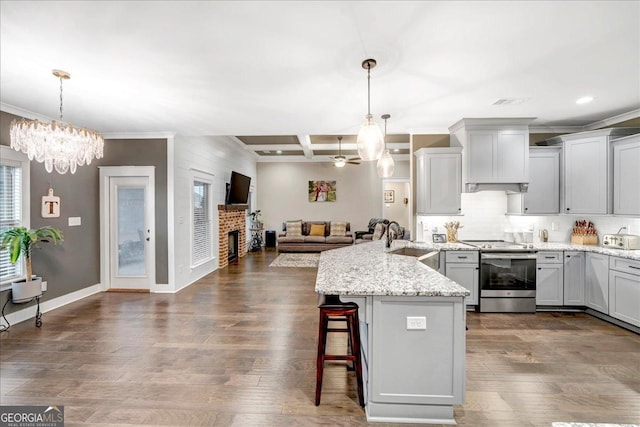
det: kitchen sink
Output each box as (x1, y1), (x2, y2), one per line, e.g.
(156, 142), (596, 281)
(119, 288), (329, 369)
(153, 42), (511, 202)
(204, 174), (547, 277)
(388, 247), (440, 270)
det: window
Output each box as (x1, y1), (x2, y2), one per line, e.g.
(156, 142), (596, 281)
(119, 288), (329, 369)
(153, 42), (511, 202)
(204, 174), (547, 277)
(191, 176), (213, 267)
(0, 146), (29, 285)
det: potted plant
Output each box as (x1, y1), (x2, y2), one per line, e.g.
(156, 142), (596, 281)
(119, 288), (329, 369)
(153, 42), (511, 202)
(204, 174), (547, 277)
(0, 226), (64, 303)
(248, 210), (263, 229)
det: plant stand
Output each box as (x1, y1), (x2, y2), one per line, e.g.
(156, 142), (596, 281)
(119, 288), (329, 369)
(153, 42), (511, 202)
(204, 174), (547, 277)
(249, 228), (264, 252)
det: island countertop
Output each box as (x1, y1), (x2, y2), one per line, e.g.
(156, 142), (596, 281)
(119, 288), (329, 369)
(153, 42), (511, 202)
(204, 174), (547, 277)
(315, 240), (470, 297)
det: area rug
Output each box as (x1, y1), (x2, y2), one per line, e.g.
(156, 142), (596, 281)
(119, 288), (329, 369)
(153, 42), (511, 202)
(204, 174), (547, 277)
(269, 253), (320, 268)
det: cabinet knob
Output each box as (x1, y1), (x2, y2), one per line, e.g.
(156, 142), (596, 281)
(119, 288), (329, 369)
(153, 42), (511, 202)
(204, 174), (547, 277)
(566, 208), (570, 211)
(524, 207), (528, 211)
(538, 267), (542, 270)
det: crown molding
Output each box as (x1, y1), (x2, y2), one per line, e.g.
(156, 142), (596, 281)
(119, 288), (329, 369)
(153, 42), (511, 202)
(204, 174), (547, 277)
(583, 108), (640, 130)
(528, 126), (584, 134)
(0, 102), (52, 122)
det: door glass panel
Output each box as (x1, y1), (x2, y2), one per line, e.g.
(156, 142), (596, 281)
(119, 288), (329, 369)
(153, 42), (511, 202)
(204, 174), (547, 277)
(117, 187), (146, 276)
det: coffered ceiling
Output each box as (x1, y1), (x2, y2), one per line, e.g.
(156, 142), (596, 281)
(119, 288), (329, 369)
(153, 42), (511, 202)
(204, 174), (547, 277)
(1, 1), (639, 162)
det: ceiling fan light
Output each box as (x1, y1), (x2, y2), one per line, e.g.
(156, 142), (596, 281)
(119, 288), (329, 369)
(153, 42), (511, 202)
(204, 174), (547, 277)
(334, 158), (346, 168)
(357, 115), (384, 161)
(377, 149), (395, 177)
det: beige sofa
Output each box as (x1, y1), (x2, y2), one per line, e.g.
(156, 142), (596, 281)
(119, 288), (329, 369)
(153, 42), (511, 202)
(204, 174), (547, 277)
(278, 221), (354, 252)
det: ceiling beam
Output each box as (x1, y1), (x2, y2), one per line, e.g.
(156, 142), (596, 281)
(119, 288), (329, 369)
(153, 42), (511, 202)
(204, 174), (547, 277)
(297, 135), (314, 159)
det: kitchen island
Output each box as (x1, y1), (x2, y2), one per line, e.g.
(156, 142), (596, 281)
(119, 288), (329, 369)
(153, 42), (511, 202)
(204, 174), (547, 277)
(315, 240), (470, 425)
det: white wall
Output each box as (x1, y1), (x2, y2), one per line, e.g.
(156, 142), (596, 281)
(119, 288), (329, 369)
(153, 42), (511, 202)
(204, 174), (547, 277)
(173, 135), (257, 290)
(383, 180), (411, 230)
(416, 191), (640, 244)
(257, 160), (409, 233)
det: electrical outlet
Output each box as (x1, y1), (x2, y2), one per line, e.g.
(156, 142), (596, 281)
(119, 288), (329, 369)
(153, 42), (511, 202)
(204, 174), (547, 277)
(41, 281), (47, 292)
(406, 316), (427, 330)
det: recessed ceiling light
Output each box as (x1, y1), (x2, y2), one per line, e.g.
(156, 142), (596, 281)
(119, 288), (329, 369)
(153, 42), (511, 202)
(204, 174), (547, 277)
(263, 150), (271, 154)
(576, 96), (593, 104)
(276, 150), (283, 154)
(394, 149), (400, 153)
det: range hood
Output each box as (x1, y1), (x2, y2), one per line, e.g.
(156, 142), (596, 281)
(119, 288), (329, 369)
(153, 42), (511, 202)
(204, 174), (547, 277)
(466, 182), (528, 193)
(449, 118), (535, 194)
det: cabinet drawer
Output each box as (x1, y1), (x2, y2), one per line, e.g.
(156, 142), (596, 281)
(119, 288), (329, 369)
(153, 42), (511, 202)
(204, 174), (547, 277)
(536, 251), (563, 264)
(609, 256), (640, 276)
(445, 251), (478, 263)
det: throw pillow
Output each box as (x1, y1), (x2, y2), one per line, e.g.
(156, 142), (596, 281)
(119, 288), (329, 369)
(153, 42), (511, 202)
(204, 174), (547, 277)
(329, 221), (347, 237)
(286, 220), (303, 237)
(309, 223), (325, 236)
(371, 222), (386, 240)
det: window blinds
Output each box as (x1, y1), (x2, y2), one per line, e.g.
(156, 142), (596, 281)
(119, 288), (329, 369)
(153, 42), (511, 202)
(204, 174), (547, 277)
(0, 163), (22, 281)
(192, 180), (212, 265)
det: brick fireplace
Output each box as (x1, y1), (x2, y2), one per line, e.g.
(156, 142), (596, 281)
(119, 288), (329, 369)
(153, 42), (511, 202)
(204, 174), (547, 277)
(218, 205), (247, 268)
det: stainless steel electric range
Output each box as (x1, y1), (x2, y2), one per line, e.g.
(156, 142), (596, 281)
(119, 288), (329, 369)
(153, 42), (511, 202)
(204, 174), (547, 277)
(461, 240), (537, 313)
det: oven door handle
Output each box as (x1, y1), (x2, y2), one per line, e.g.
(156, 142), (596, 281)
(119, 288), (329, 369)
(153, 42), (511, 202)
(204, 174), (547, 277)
(481, 253), (538, 260)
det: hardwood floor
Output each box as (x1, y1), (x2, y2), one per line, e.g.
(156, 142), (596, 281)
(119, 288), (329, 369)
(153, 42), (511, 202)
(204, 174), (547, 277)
(1, 249), (639, 426)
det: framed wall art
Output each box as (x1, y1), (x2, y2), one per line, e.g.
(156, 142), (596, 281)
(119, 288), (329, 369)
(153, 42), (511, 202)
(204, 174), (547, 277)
(309, 180), (336, 202)
(384, 190), (394, 203)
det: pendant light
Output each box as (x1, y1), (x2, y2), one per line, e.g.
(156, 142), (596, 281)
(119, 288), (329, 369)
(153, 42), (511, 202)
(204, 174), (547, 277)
(356, 59), (385, 161)
(377, 114), (395, 177)
(10, 69), (104, 174)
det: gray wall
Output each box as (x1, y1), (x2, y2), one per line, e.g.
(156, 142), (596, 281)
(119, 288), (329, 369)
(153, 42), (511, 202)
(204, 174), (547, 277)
(0, 111), (168, 314)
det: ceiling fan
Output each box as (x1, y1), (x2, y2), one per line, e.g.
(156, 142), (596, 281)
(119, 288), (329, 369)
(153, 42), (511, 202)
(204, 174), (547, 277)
(330, 136), (360, 167)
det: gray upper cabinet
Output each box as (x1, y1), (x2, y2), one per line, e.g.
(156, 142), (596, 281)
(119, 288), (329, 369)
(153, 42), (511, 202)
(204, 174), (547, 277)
(507, 147), (560, 215)
(414, 147), (462, 215)
(612, 134), (640, 215)
(563, 136), (610, 215)
(552, 128), (640, 215)
(449, 118), (533, 193)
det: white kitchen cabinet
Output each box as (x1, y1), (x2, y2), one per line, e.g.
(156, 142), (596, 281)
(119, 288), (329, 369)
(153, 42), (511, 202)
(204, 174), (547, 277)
(608, 257), (640, 327)
(445, 251), (479, 306)
(536, 252), (563, 306)
(563, 136), (609, 214)
(585, 252), (609, 313)
(563, 251), (585, 305)
(449, 118), (532, 192)
(508, 147), (561, 214)
(414, 148), (462, 215)
(612, 134), (640, 215)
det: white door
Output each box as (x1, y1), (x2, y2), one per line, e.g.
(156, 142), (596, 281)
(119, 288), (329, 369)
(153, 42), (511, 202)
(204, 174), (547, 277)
(108, 176), (154, 290)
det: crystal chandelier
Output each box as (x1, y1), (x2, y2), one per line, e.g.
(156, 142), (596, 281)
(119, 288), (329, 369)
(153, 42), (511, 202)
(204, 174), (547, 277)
(356, 59), (384, 161)
(10, 69), (104, 174)
(377, 114), (395, 178)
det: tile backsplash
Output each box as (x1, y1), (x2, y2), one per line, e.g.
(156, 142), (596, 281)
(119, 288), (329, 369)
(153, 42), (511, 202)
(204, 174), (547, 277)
(416, 191), (640, 243)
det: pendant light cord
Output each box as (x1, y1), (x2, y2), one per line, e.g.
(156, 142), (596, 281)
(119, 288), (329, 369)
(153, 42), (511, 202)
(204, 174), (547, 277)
(367, 63), (371, 117)
(383, 117), (387, 149)
(59, 77), (64, 122)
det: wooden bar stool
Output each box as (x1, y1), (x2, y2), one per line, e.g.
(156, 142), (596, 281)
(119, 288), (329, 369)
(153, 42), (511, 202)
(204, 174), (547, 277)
(315, 295), (365, 407)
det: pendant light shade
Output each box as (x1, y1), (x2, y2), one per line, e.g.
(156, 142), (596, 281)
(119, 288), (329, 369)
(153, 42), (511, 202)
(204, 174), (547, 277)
(377, 114), (395, 178)
(356, 59), (384, 161)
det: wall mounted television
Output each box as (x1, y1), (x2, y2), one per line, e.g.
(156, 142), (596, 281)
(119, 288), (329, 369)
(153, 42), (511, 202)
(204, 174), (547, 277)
(226, 171), (251, 205)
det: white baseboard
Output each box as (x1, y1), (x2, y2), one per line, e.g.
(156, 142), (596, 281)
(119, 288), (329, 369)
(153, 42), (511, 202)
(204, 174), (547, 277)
(2, 283), (102, 327)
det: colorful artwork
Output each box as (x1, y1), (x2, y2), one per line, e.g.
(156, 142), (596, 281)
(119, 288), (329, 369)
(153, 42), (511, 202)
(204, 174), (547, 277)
(308, 180), (336, 202)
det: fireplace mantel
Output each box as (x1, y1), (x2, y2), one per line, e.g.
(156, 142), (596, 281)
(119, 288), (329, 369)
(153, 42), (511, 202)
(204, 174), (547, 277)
(217, 204), (248, 212)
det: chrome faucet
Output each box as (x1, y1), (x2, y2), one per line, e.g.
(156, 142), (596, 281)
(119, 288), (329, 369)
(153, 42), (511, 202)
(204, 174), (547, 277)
(386, 221), (400, 248)
(616, 226), (627, 235)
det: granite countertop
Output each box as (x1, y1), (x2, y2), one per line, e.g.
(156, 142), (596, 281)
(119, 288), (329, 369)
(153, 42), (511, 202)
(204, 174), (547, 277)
(315, 240), (470, 297)
(394, 239), (640, 261)
(527, 242), (640, 260)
